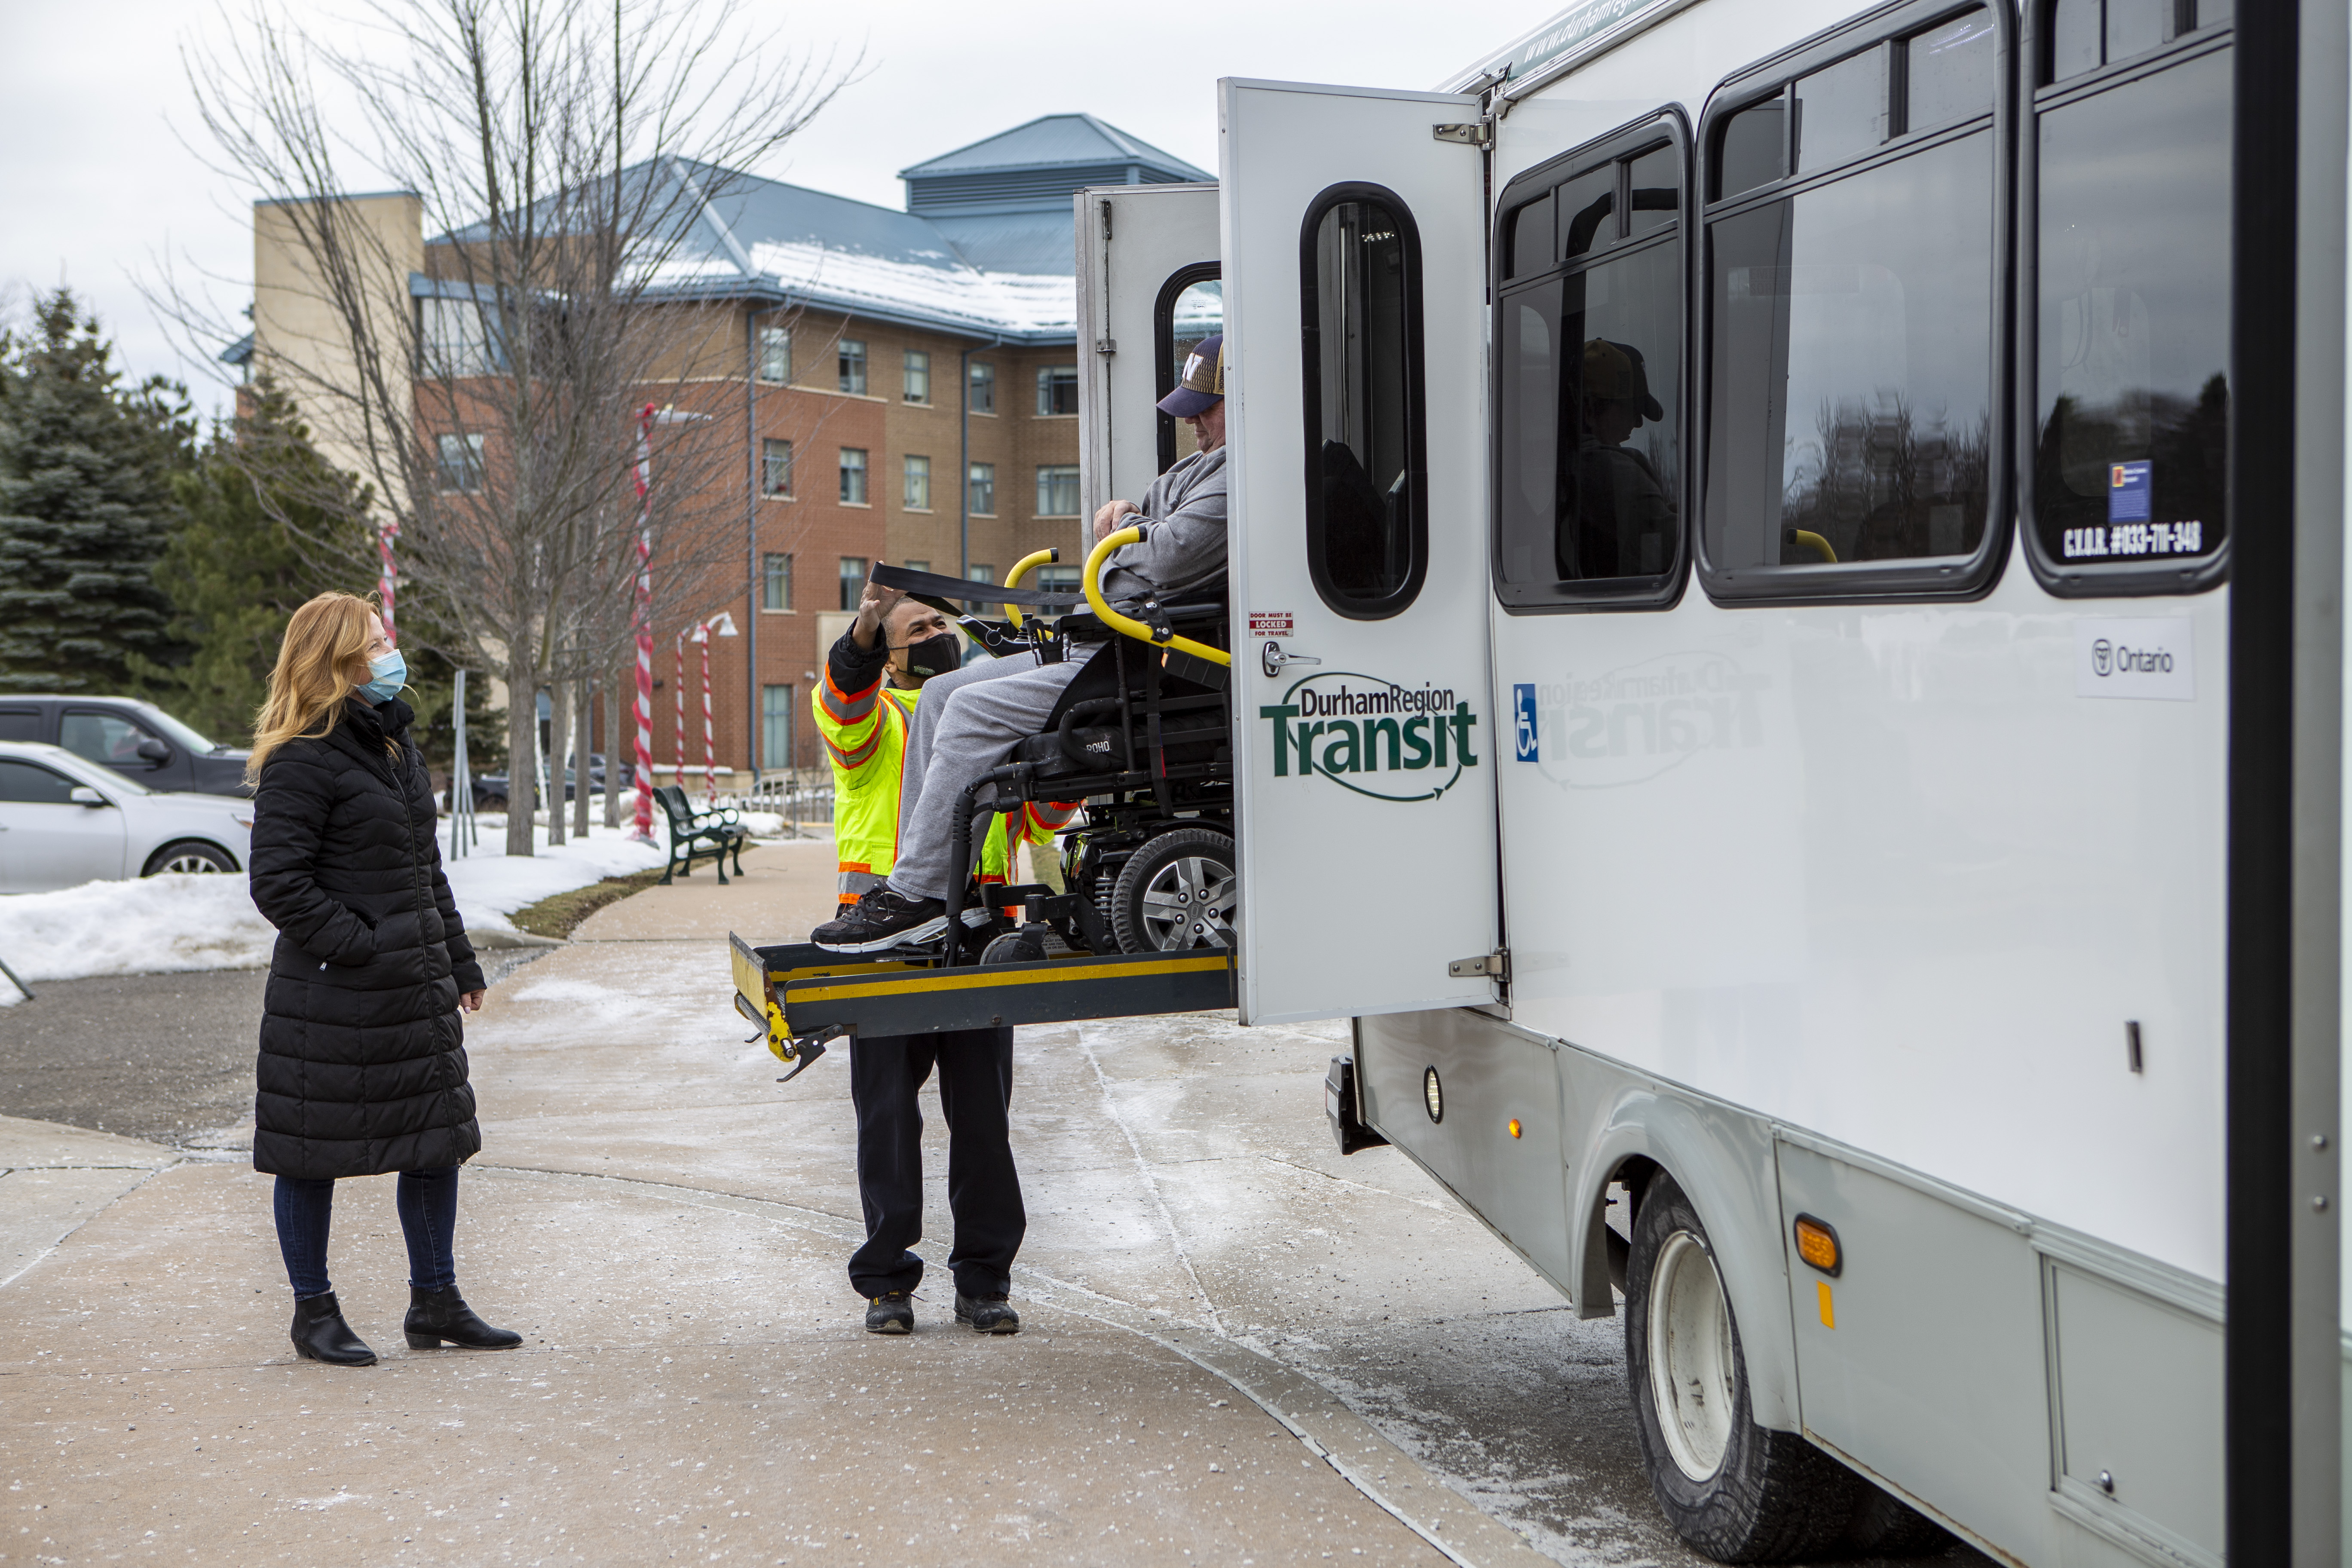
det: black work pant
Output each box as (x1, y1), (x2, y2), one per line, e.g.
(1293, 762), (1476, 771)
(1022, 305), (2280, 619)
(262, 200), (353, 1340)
(847, 1027), (1025, 1301)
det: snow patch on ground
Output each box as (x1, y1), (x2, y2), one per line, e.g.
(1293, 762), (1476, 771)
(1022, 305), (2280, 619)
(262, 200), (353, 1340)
(0, 820), (670, 1000)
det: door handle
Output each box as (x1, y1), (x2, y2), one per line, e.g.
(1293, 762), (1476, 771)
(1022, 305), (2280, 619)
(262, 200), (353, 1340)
(1262, 642), (1322, 679)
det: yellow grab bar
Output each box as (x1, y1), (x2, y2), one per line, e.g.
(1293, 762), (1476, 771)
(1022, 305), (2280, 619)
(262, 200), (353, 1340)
(1785, 527), (1838, 564)
(1082, 526), (1232, 668)
(1002, 548), (1060, 630)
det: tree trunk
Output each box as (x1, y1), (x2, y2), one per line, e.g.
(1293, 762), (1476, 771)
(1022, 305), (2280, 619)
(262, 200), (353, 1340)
(603, 666), (622, 830)
(573, 676), (592, 839)
(504, 643), (537, 857)
(545, 676), (570, 846)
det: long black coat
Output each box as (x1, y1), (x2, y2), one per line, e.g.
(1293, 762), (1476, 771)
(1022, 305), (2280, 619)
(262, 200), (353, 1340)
(248, 696), (486, 1179)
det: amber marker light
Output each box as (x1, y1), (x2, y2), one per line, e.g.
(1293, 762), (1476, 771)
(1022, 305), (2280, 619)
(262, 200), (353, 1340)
(1793, 1214), (1842, 1277)
(1507, 1118), (1522, 1139)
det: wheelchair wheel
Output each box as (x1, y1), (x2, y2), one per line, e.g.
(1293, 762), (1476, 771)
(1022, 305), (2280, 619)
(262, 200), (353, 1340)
(1110, 827), (1236, 953)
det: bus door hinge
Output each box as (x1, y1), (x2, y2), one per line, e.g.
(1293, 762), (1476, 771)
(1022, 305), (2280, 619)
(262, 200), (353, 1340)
(1449, 947), (1510, 981)
(1095, 337), (1118, 356)
(1433, 121), (1492, 148)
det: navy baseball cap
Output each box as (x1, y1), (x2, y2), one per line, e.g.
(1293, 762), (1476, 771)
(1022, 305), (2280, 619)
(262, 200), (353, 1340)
(1157, 334), (1225, 417)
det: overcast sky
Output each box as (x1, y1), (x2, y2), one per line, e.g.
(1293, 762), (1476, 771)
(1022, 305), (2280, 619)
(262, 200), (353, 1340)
(2, 0), (1556, 418)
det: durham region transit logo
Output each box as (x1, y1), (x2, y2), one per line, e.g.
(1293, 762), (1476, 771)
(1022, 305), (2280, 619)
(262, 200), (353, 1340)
(1257, 673), (1481, 802)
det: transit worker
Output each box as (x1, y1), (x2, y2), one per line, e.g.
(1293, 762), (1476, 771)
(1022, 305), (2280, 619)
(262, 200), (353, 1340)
(814, 579), (1070, 1335)
(812, 333), (1231, 954)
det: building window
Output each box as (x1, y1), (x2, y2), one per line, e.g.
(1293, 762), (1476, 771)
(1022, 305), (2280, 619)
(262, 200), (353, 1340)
(839, 447), (868, 505)
(762, 552), (792, 611)
(964, 564), (996, 609)
(1035, 464), (1081, 517)
(838, 339), (867, 395)
(1036, 364), (1079, 416)
(758, 325), (791, 384)
(902, 559), (931, 574)
(762, 684), (796, 770)
(969, 359), (996, 413)
(904, 453), (931, 511)
(967, 462), (995, 516)
(839, 557), (869, 611)
(435, 432), (485, 493)
(1035, 564), (1081, 594)
(761, 438), (794, 497)
(420, 297), (503, 377)
(903, 350), (931, 404)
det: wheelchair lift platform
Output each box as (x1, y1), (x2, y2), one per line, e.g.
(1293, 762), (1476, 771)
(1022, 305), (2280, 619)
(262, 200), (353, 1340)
(731, 932), (1235, 1078)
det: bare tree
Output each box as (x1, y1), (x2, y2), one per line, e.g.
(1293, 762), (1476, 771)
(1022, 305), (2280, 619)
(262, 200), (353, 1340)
(171, 0), (848, 853)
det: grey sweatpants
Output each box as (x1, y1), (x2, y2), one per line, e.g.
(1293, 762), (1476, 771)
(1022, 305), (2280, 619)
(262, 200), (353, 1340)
(888, 652), (1085, 900)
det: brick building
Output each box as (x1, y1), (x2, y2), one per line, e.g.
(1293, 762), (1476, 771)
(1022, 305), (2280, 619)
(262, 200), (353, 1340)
(231, 114), (1207, 789)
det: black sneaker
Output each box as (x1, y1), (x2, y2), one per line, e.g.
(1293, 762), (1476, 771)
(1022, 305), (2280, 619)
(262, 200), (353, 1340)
(814, 887), (948, 953)
(955, 1292), (1020, 1335)
(865, 1291), (914, 1335)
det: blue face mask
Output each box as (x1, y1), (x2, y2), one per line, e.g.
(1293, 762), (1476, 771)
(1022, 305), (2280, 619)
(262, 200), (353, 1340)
(360, 650), (407, 704)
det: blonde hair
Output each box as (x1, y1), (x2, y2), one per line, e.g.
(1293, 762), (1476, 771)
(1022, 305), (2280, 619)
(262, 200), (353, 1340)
(247, 592), (388, 783)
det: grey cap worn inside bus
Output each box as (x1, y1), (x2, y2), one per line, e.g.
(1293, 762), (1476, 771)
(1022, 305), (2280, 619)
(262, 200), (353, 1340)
(1157, 334), (1226, 417)
(1584, 337), (1665, 422)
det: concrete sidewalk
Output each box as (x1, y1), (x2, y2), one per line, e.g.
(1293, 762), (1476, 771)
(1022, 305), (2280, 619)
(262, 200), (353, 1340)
(1, 833), (1573, 1568)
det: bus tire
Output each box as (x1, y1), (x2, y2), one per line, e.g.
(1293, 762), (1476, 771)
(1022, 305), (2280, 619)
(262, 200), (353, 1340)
(1626, 1173), (1859, 1562)
(1109, 828), (1235, 953)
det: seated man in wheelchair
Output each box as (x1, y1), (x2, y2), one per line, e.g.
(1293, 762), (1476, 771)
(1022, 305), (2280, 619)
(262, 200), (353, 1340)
(812, 334), (1231, 955)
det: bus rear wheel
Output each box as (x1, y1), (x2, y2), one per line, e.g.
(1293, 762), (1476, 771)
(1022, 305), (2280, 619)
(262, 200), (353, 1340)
(1625, 1173), (1859, 1562)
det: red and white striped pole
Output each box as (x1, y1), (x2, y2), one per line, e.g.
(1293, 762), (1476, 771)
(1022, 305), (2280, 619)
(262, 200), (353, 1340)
(674, 631), (687, 805)
(698, 623), (717, 804)
(376, 518), (400, 641)
(629, 406), (656, 843)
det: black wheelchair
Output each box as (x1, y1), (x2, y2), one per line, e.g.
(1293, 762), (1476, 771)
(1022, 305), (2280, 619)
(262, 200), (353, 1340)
(868, 546), (1234, 970)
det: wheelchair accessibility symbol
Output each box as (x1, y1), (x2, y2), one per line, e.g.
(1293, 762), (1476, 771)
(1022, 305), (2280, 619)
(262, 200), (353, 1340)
(1513, 683), (1538, 762)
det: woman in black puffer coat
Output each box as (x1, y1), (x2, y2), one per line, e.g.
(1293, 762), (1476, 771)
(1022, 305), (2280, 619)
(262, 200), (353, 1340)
(247, 591), (518, 1366)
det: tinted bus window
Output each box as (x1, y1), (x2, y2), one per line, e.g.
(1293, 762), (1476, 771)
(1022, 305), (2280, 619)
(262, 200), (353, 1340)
(1717, 97), (1785, 198)
(1706, 133), (1994, 574)
(1496, 128), (1684, 606)
(1794, 48), (1886, 175)
(2030, 41), (2230, 576)
(1303, 189), (1426, 616)
(1905, 10), (1997, 131)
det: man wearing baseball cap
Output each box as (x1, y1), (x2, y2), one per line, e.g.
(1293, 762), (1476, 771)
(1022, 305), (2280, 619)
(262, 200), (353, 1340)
(1568, 336), (1675, 579)
(812, 334), (1231, 967)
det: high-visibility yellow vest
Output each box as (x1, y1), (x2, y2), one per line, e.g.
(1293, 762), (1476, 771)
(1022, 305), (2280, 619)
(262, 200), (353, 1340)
(814, 661), (1078, 904)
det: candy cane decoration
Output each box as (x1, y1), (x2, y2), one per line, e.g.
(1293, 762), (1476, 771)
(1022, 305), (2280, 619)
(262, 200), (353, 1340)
(376, 518), (400, 640)
(630, 406), (656, 842)
(673, 631), (687, 806)
(698, 623), (717, 804)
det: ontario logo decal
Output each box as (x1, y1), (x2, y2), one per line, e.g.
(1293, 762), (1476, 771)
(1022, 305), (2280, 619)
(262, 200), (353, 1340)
(1257, 673), (1481, 802)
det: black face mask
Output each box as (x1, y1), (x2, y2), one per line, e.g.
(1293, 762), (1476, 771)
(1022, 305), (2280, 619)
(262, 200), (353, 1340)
(897, 632), (963, 684)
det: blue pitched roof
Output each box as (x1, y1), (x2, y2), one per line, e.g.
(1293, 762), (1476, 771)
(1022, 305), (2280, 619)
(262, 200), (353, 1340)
(899, 113), (1208, 181)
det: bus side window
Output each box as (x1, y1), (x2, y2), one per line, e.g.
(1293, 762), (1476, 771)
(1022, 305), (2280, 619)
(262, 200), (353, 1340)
(1153, 264), (1223, 474)
(2023, 0), (2231, 593)
(1301, 185), (1428, 619)
(1494, 118), (1687, 610)
(1700, 3), (2009, 599)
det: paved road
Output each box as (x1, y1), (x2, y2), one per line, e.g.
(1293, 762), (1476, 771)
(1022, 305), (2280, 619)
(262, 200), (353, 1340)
(3, 841), (1991, 1566)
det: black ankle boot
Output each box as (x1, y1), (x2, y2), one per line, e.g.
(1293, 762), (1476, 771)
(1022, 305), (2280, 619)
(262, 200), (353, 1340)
(403, 1285), (522, 1350)
(289, 1292), (377, 1366)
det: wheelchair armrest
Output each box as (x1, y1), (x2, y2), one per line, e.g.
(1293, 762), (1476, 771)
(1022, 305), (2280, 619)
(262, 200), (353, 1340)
(1057, 699), (1126, 772)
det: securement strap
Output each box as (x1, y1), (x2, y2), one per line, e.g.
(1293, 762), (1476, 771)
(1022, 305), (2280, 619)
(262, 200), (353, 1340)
(870, 563), (1086, 609)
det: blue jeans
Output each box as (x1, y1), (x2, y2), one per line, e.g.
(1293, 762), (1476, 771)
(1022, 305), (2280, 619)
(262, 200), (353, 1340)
(273, 1167), (460, 1299)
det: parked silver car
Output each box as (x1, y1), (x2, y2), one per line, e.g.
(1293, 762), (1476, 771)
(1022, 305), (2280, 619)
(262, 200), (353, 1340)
(0, 741), (256, 893)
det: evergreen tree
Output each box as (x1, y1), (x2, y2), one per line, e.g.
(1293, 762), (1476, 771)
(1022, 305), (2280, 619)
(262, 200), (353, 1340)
(137, 377), (372, 744)
(0, 290), (195, 692)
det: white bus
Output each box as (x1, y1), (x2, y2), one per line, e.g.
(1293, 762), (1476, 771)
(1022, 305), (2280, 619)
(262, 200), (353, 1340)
(1073, 0), (2346, 1561)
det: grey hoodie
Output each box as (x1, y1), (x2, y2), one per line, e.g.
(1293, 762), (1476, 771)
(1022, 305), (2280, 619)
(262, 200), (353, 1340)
(1099, 445), (1227, 608)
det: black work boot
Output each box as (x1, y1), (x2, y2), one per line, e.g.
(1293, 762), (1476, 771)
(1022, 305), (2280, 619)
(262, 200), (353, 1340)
(955, 1292), (1020, 1335)
(865, 1291), (915, 1335)
(289, 1292), (377, 1366)
(403, 1285), (522, 1350)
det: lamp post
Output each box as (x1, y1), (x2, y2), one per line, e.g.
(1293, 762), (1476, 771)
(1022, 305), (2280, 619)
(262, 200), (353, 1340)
(376, 518), (400, 641)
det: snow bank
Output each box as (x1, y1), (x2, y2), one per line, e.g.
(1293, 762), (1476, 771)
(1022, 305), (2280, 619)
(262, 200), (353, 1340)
(0, 819), (671, 1001)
